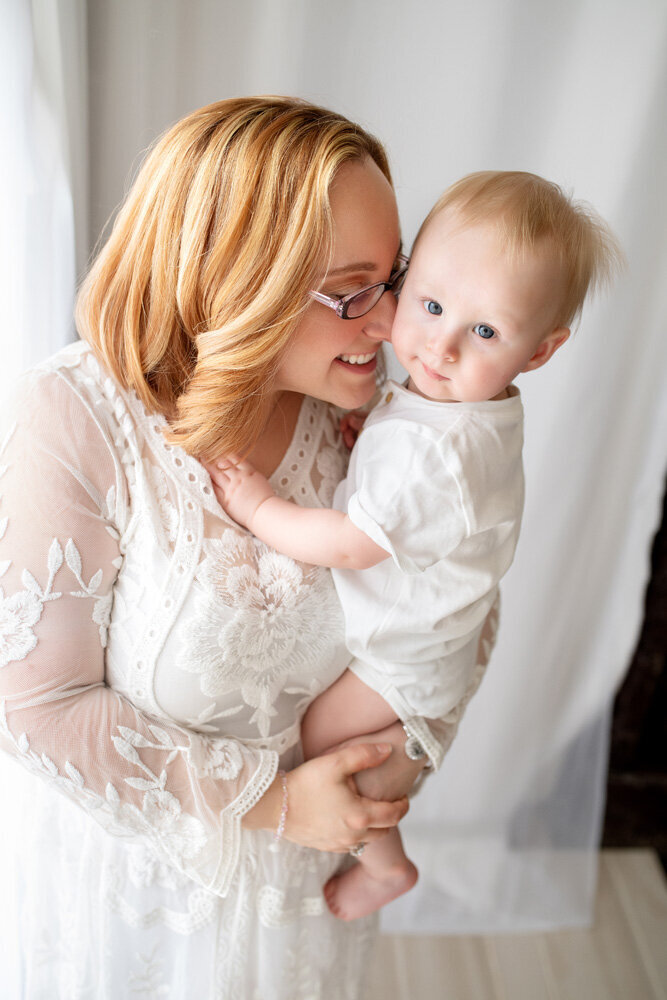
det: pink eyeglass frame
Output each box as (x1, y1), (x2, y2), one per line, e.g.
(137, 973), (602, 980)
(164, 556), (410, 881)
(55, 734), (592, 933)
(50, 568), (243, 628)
(309, 253), (410, 320)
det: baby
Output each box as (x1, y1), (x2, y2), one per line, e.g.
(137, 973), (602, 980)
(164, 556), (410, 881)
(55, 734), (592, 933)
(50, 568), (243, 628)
(209, 171), (621, 921)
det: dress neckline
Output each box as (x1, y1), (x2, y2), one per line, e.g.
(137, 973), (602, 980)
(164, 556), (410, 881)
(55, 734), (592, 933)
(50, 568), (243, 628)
(269, 395), (327, 499)
(67, 342), (329, 520)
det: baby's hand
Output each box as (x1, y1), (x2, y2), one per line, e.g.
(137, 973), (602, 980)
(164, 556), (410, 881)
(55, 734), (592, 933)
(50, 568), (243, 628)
(207, 456), (276, 530)
(340, 411), (367, 450)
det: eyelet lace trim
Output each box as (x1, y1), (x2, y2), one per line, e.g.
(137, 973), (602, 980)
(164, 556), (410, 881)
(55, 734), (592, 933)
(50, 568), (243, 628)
(271, 396), (327, 504)
(213, 750), (279, 895)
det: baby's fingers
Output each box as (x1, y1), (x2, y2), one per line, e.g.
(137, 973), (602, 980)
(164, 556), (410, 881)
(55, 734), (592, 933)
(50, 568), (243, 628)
(204, 460), (228, 487)
(216, 452), (242, 471)
(339, 410), (367, 449)
(346, 412), (366, 432)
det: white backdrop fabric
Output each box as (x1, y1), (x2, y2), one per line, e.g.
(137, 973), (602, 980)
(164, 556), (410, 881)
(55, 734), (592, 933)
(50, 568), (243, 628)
(0, 2), (87, 993)
(2, 0), (666, 937)
(0, 0), (86, 391)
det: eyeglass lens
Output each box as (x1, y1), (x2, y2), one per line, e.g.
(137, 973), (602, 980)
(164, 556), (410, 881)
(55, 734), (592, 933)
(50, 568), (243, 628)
(346, 285), (385, 319)
(345, 265), (408, 319)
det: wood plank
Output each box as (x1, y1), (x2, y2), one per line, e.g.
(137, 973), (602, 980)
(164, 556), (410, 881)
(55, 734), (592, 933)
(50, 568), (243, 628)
(400, 935), (498, 999)
(531, 853), (659, 1000)
(603, 849), (667, 996)
(365, 851), (667, 1000)
(366, 934), (498, 999)
(483, 934), (555, 1000)
(366, 934), (402, 999)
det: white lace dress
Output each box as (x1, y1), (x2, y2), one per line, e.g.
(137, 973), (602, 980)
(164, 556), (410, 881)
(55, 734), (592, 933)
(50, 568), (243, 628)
(0, 341), (494, 999)
(0, 341), (378, 1000)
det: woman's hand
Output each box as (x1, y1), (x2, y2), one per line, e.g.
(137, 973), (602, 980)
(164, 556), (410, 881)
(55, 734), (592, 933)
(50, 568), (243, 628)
(206, 456), (275, 530)
(335, 721), (428, 802)
(242, 742), (409, 853)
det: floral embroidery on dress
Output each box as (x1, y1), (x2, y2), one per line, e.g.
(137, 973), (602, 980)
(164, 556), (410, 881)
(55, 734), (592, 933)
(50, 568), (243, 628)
(0, 538), (63, 668)
(257, 885), (325, 928)
(65, 537), (114, 647)
(0, 585), (43, 668)
(126, 842), (191, 890)
(0, 536), (112, 667)
(183, 699), (245, 736)
(181, 530), (341, 736)
(108, 725), (208, 865)
(112, 784), (205, 867)
(128, 947), (171, 998)
(103, 863), (217, 935)
(186, 733), (244, 781)
(0, 699), (209, 879)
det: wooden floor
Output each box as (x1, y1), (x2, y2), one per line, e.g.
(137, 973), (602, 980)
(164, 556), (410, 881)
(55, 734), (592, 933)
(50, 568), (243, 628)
(366, 850), (667, 1000)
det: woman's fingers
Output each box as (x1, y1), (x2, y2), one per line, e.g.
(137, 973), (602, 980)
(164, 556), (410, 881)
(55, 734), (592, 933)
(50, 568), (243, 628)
(333, 741), (393, 777)
(267, 747), (409, 853)
(331, 742), (409, 833)
(348, 792), (409, 832)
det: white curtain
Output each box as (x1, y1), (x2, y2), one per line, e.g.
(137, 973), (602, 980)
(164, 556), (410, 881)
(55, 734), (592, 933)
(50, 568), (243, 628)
(0, 1), (87, 988)
(0, 0), (86, 386)
(3, 0), (666, 936)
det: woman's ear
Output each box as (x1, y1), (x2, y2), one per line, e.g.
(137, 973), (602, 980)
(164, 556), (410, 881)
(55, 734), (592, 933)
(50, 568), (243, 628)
(522, 327), (570, 373)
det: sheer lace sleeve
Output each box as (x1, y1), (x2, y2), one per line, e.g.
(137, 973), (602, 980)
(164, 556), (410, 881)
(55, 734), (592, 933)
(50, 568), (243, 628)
(0, 370), (277, 897)
(402, 595), (500, 771)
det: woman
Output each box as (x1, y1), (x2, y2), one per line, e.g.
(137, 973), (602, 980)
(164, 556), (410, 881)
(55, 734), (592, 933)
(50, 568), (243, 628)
(0, 97), (484, 999)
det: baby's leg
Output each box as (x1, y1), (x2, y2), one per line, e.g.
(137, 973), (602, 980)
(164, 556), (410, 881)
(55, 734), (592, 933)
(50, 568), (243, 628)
(302, 669), (397, 760)
(302, 671), (419, 917)
(324, 827), (418, 921)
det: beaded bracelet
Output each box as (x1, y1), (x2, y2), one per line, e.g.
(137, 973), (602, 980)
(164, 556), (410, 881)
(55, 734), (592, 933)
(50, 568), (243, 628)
(269, 769), (288, 852)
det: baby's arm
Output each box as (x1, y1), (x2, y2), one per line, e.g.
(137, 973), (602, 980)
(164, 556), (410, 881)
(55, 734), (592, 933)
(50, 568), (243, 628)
(208, 458), (390, 570)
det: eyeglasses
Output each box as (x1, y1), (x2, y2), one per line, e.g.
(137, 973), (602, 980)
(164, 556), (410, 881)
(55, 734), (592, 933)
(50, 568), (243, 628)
(309, 254), (409, 320)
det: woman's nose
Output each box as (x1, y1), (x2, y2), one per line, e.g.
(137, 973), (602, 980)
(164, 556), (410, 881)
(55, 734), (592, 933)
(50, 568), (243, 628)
(363, 288), (397, 342)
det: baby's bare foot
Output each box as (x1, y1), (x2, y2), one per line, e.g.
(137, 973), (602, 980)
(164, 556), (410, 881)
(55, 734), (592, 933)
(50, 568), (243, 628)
(324, 860), (418, 921)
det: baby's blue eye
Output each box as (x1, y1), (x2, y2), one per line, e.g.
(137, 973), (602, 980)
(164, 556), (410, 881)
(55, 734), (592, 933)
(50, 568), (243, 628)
(474, 323), (496, 340)
(424, 300), (442, 315)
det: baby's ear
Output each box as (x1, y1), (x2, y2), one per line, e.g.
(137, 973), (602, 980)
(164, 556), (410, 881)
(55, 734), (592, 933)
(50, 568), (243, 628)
(522, 327), (570, 373)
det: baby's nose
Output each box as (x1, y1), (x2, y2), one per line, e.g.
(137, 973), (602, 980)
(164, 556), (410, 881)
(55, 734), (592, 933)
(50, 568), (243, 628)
(428, 334), (458, 361)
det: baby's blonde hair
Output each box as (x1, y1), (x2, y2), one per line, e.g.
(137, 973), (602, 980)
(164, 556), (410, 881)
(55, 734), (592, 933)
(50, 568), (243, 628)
(76, 96), (391, 459)
(416, 171), (623, 327)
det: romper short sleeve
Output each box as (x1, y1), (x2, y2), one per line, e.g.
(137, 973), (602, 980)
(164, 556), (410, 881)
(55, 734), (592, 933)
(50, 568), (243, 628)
(341, 419), (468, 574)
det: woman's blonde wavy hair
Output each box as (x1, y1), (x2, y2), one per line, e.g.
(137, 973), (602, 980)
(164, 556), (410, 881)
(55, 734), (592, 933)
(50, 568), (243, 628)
(76, 96), (391, 459)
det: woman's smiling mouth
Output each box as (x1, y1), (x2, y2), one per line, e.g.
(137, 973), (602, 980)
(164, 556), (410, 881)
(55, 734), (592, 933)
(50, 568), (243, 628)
(335, 352), (377, 372)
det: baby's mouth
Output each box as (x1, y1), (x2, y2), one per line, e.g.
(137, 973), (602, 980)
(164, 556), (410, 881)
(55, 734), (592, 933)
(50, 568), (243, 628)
(421, 361), (449, 381)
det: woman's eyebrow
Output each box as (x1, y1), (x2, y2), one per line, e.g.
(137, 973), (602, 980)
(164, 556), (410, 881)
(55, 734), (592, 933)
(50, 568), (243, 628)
(327, 261), (377, 276)
(325, 245), (404, 279)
